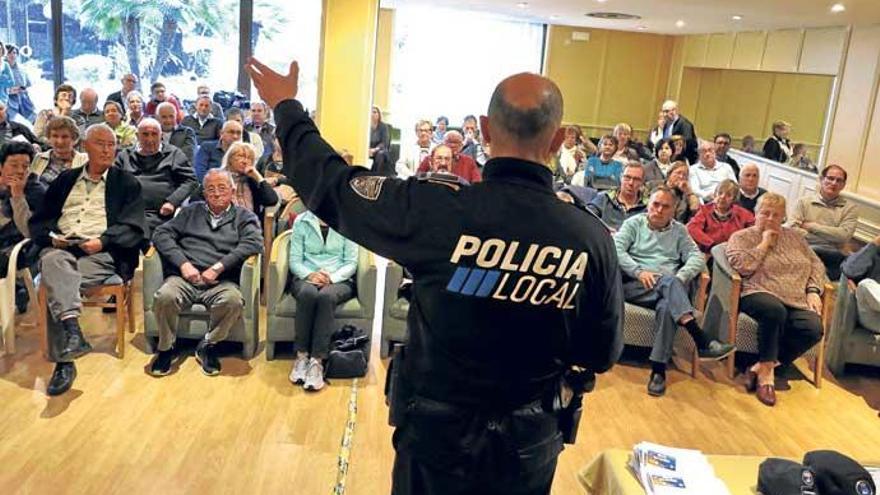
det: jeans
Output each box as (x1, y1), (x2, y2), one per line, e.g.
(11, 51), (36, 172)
(623, 274), (698, 364)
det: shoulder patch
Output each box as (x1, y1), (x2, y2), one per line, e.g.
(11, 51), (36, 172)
(350, 176), (387, 201)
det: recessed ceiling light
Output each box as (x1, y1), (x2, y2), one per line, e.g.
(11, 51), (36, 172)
(516, 2), (528, 8)
(830, 3), (846, 13)
(675, 19), (686, 28)
(732, 15), (743, 21)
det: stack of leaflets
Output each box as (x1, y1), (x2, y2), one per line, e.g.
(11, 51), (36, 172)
(630, 442), (731, 494)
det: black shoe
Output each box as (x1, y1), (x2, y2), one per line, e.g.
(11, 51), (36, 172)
(698, 340), (735, 361)
(195, 340), (221, 376)
(58, 319), (93, 361)
(47, 362), (76, 396)
(148, 348), (176, 377)
(647, 372), (666, 397)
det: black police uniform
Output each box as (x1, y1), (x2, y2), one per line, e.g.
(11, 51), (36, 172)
(275, 98), (624, 495)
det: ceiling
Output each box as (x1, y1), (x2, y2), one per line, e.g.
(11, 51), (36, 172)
(384, 0), (880, 34)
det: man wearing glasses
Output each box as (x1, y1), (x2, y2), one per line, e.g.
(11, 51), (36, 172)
(395, 120), (434, 179)
(789, 164), (859, 280)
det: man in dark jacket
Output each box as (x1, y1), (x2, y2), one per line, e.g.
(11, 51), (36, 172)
(149, 168), (263, 376)
(0, 141), (46, 312)
(157, 102), (196, 161)
(181, 96), (223, 143)
(30, 124), (146, 396)
(114, 118), (197, 229)
(248, 58), (623, 495)
(661, 100), (698, 164)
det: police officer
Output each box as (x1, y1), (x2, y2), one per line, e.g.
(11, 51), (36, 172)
(247, 58), (624, 495)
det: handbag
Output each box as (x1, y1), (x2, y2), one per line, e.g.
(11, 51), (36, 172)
(325, 324), (370, 378)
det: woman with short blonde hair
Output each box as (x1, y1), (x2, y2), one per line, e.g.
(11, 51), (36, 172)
(219, 141), (278, 218)
(726, 192), (826, 407)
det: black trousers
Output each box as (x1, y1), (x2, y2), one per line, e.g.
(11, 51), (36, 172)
(391, 396), (562, 495)
(739, 292), (822, 364)
(292, 278), (354, 358)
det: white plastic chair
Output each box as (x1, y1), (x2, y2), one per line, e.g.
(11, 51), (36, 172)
(1, 239), (37, 354)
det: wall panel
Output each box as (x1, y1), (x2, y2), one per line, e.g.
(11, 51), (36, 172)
(730, 31), (766, 70)
(761, 29), (803, 72)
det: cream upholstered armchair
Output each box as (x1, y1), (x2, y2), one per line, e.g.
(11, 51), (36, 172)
(264, 229), (376, 360)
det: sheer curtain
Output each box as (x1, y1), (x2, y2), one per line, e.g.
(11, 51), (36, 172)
(388, 6), (545, 138)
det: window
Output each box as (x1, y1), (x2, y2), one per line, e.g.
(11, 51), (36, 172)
(251, 0), (322, 112)
(388, 5), (545, 136)
(0, 1), (55, 120)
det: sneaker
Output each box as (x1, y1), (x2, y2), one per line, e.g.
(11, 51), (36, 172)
(303, 358), (325, 391)
(195, 340), (221, 376)
(289, 355), (309, 385)
(148, 349), (176, 377)
(698, 340), (735, 361)
(647, 372), (666, 397)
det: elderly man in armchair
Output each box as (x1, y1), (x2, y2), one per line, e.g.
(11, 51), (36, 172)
(149, 168), (263, 377)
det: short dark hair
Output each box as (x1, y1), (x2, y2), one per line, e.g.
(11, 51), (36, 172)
(151, 82), (166, 92)
(436, 116), (448, 126)
(714, 133), (732, 143)
(226, 107), (243, 120)
(0, 141), (36, 165)
(5, 44), (18, 55)
(654, 138), (673, 158)
(487, 80), (563, 143)
(103, 100), (123, 114)
(821, 164), (847, 181)
(599, 134), (618, 149)
(54, 84), (77, 106)
(650, 184), (676, 201)
(463, 114), (477, 125)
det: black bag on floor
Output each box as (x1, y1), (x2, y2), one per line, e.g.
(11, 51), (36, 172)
(325, 325), (370, 379)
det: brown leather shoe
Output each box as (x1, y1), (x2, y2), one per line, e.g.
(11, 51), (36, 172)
(756, 384), (776, 407)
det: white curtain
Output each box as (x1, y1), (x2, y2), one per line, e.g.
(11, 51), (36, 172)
(388, 6), (545, 138)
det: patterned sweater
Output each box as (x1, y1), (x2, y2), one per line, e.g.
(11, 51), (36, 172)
(726, 226), (828, 310)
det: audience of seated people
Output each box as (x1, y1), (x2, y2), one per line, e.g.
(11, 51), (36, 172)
(841, 233), (880, 334)
(736, 163), (766, 214)
(686, 180), (754, 254)
(417, 131), (481, 183)
(194, 120), (244, 181)
(588, 161), (649, 232)
(788, 164), (858, 280)
(576, 134), (622, 190)
(395, 119), (433, 179)
(114, 118), (196, 230)
(70, 88), (104, 129)
(30, 124), (147, 396)
(34, 84), (81, 139)
(713, 133), (739, 178)
(145, 82), (184, 121)
(288, 210), (359, 391)
(149, 168), (263, 377)
(181, 96), (223, 143)
(31, 116), (87, 185)
(763, 120), (792, 163)
(103, 101), (137, 148)
(156, 102), (196, 161)
(689, 141), (738, 203)
(369, 106), (392, 175)
(614, 186), (735, 397)
(727, 193), (826, 406)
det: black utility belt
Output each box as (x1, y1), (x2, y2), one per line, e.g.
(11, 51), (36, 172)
(407, 395), (546, 417)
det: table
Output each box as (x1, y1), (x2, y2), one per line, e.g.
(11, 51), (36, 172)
(578, 448), (768, 495)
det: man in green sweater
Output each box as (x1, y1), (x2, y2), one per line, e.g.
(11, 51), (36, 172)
(615, 186), (735, 396)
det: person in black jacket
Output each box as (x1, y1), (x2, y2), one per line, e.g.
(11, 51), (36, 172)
(29, 124), (146, 396)
(660, 100), (698, 164)
(247, 58), (623, 495)
(369, 105), (392, 175)
(149, 168), (263, 377)
(156, 102), (196, 161)
(114, 118), (197, 229)
(180, 96), (223, 143)
(762, 120), (793, 163)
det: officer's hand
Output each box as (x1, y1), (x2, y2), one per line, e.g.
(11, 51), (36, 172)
(638, 271), (660, 290)
(245, 58), (299, 108)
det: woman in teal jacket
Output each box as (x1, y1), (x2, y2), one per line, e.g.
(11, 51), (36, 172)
(0, 43), (16, 107)
(288, 210), (359, 391)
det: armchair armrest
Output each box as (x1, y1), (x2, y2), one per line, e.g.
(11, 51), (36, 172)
(142, 246), (165, 311)
(4, 239), (29, 282)
(356, 250), (377, 319)
(384, 262), (405, 316)
(705, 243), (742, 344)
(240, 254), (260, 316)
(694, 271), (710, 313)
(267, 230), (292, 309)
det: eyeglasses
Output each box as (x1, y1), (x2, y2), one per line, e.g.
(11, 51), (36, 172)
(823, 176), (846, 184)
(622, 174), (643, 182)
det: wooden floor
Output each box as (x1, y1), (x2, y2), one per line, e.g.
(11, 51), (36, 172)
(1, 283), (879, 494)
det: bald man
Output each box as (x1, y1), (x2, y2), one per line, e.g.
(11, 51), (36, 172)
(156, 101), (196, 161)
(193, 120), (243, 181)
(30, 123), (146, 396)
(736, 163), (766, 213)
(115, 117), (197, 229)
(248, 58), (623, 495)
(71, 88), (105, 128)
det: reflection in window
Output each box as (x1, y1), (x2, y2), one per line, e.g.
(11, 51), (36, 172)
(0, 1), (54, 120)
(388, 6), (544, 136)
(66, 0), (240, 114)
(251, 0), (322, 112)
